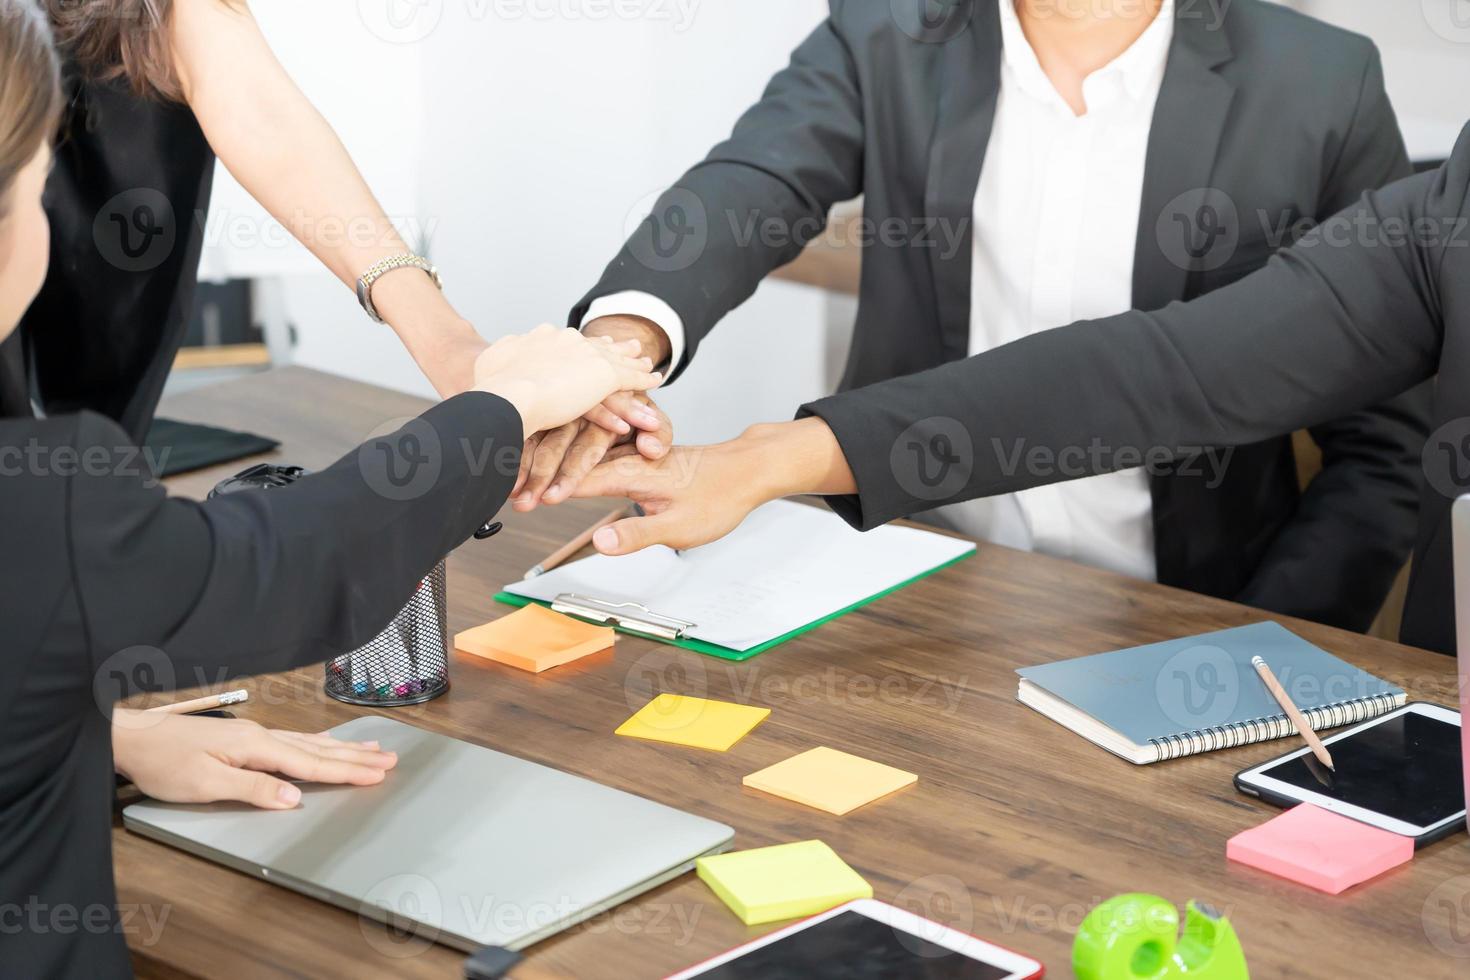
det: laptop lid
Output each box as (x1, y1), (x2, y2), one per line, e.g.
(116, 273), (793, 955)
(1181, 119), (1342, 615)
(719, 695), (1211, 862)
(123, 716), (733, 952)
(1452, 497), (1470, 818)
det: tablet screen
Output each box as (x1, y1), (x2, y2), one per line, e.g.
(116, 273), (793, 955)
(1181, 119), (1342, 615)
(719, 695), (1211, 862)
(693, 911), (1012, 979)
(1261, 711), (1464, 826)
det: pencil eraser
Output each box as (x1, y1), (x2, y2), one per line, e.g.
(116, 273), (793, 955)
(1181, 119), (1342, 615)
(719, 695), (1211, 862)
(1226, 804), (1413, 894)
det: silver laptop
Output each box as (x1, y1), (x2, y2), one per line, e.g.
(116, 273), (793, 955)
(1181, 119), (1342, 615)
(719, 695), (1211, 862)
(1453, 498), (1470, 812)
(123, 716), (733, 951)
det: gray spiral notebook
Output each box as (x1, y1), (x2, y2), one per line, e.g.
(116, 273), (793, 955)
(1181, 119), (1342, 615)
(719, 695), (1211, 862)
(1016, 622), (1406, 764)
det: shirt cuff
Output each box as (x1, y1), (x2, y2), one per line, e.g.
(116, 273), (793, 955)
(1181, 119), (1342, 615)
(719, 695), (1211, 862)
(581, 291), (686, 380)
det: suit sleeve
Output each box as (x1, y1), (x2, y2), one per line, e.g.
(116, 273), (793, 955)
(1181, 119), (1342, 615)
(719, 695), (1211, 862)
(800, 130), (1469, 534)
(1233, 46), (1432, 631)
(69, 392), (523, 690)
(568, 11), (866, 381)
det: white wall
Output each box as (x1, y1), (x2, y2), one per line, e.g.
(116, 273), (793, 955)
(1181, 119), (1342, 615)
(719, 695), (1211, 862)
(205, 0), (1470, 431)
(1295, 0), (1470, 161)
(216, 0), (831, 443)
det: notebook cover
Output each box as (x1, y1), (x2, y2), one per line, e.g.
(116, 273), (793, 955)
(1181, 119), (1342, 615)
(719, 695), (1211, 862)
(493, 549), (972, 662)
(1016, 622), (1403, 746)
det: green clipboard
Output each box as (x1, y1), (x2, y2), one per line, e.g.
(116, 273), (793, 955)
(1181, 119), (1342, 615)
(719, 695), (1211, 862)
(493, 550), (973, 662)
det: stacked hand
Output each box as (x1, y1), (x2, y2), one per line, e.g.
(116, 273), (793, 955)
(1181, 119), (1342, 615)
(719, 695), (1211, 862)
(568, 419), (857, 555)
(470, 324), (664, 440)
(481, 316), (676, 509)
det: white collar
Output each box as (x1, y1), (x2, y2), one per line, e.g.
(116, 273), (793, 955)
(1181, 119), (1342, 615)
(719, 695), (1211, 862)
(998, 0), (1175, 110)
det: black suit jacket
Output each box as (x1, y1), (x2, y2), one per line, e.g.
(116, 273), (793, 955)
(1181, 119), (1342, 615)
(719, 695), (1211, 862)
(0, 393), (521, 977)
(800, 123), (1470, 655)
(572, 0), (1429, 631)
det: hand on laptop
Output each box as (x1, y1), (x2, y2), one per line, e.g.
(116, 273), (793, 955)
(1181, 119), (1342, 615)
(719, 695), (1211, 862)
(112, 710), (398, 810)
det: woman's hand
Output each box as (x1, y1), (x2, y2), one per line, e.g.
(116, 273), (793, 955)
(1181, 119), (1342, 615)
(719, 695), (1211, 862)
(112, 710), (398, 810)
(569, 418), (859, 555)
(473, 325), (663, 439)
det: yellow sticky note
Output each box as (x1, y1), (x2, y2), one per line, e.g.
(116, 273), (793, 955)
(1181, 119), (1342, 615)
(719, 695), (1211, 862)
(454, 604), (614, 673)
(743, 747), (917, 815)
(696, 840), (872, 925)
(615, 694), (770, 751)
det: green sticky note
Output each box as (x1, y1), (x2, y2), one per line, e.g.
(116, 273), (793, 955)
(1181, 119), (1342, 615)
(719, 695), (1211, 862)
(695, 840), (872, 925)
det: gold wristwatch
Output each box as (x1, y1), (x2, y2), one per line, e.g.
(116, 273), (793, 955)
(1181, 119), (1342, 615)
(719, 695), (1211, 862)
(356, 254), (444, 324)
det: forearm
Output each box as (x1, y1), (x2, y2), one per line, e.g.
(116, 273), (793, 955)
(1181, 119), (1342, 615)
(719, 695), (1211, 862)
(802, 168), (1451, 531)
(739, 418), (858, 504)
(171, 1), (483, 389)
(572, 18), (864, 377)
(76, 394), (523, 684)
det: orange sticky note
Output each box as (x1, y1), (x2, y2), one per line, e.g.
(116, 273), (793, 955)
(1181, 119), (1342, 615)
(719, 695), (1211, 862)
(616, 694), (770, 751)
(454, 604), (614, 673)
(1226, 804), (1414, 894)
(743, 747), (917, 815)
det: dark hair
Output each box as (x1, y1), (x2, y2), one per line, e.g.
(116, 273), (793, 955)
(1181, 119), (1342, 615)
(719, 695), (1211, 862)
(0, 0), (62, 213)
(44, 0), (184, 100)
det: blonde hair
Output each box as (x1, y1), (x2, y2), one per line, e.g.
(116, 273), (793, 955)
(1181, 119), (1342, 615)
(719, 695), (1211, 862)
(0, 0), (61, 215)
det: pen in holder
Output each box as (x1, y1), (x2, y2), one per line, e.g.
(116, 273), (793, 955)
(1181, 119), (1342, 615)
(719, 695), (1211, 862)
(207, 463), (457, 708)
(325, 560), (451, 707)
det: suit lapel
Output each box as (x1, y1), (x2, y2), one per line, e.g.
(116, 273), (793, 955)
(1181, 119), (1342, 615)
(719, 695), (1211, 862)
(924, 0), (1002, 362)
(1132, 8), (1237, 311)
(1139, 10), (1236, 582)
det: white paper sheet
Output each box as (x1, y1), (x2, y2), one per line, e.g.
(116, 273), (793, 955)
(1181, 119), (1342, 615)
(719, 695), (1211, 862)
(504, 500), (976, 652)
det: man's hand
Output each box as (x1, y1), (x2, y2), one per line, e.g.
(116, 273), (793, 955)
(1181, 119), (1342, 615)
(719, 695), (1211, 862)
(570, 418), (859, 553)
(512, 393), (672, 510)
(510, 314), (676, 511)
(113, 709), (398, 810)
(583, 314), (673, 369)
(569, 439), (769, 554)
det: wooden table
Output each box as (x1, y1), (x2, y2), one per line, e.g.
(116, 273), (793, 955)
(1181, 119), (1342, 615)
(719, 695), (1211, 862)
(117, 367), (1469, 979)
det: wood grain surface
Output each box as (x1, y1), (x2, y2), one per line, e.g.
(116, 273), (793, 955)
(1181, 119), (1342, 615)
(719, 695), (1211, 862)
(116, 367), (1470, 979)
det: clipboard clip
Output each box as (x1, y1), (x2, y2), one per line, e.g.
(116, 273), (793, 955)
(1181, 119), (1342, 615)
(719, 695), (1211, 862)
(551, 594), (696, 641)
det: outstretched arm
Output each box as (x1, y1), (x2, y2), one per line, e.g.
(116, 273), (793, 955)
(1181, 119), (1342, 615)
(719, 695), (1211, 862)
(576, 133), (1468, 554)
(169, 0), (486, 396)
(74, 328), (660, 689)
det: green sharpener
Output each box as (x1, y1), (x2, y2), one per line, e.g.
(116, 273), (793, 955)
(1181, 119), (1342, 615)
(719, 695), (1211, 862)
(1073, 893), (1249, 980)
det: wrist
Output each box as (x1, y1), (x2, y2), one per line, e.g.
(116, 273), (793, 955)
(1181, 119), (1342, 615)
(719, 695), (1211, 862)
(111, 710), (141, 779)
(730, 417), (855, 506)
(583, 315), (672, 369)
(473, 376), (541, 439)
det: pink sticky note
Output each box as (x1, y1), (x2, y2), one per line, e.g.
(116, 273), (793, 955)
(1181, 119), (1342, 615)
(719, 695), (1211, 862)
(1227, 804), (1413, 894)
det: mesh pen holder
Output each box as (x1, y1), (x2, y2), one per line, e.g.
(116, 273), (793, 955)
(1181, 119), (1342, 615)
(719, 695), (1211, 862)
(325, 561), (450, 707)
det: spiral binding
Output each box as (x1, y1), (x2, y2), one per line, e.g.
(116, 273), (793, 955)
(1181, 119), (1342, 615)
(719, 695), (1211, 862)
(1147, 691), (1403, 762)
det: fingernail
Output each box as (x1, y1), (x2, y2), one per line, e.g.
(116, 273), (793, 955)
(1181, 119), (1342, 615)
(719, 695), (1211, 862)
(617, 420), (631, 434)
(515, 493), (531, 505)
(364, 740), (380, 750)
(640, 438), (663, 455)
(546, 483), (562, 500)
(593, 527), (618, 551)
(278, 784), (302, 806)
